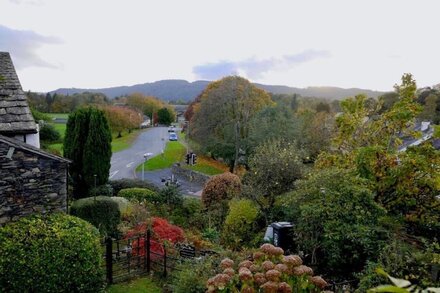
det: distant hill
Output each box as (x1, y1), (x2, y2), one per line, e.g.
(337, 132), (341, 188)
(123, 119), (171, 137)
(50, 79), (385, 101)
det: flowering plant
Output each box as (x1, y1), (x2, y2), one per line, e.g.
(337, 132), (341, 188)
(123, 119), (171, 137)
(206, 243), (330, 293)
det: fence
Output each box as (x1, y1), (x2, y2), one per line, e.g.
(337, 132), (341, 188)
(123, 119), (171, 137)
(103, 229), (216, 284)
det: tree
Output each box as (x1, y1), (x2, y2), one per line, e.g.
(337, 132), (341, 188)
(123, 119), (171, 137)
(282, 168), (388, 279)
(316, 74), (439, 238)
(248, 104), (296, 151)
(190, 76), (273, 172)
(157, 107), (174, 125)
(102, 105), (142, 137)
(64, 107), (112, 198)
(243, 139), (305, 223)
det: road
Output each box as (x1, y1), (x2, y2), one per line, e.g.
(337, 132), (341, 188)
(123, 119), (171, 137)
(110, 127), (168, 180)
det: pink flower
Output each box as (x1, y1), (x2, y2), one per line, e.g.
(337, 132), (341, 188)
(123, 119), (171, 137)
(260, 281), (279, 293)
(310, 276), (328, 289)
(238, 267), (253, 281)
(265, 269), (281, 282)
(220, 258), (234, 269)
(262, 260), (275, 271)
(239, 260), (253, 268)
(223, 267), (235, 277)
(274, 264), (289, 273)
(292, 265), (313, 276)
(278, 282), (293, 293)
(254, 272), (267, 285)
(282, 255), (303, 267)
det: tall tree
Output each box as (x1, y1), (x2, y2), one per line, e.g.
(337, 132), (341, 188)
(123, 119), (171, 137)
(190, 76), (273, 172)
(64, 107), (112, 198)
(157, 107), (174, 125)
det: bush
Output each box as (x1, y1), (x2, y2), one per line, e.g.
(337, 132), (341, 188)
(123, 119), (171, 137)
(222, 199), (259, 250)
(172, 258), (218, 293)
(118, 187), (159, 203)
(201, 172), (241, 209)
(283, 168), (388, 279)
(70, 196), (121, 237)
(88, 184), (113, 197)
(109, 178), (159, 195)
(0, 213), (104, 292)
(39, 123), (61, 142)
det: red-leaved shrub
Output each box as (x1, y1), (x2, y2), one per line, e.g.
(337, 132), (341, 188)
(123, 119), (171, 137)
(124, 217), (185, 257)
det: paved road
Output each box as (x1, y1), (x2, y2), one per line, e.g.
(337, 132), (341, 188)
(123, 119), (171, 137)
(110, 127), (168, 180)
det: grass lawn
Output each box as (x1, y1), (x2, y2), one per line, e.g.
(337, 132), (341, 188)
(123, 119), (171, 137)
(136, 140), (186, 171)
(112, 129), (143, 153)
(45, 113), (69, 119)
(51, 123), (66, 139)
(106, 277), (161, 293)
(184, 155), (227, 175)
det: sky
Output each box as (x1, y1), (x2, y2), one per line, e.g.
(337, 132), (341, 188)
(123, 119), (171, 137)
(1, 0), (440, 92)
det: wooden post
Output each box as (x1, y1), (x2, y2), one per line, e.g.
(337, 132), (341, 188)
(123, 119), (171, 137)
(146, 229), (151, 274)
(105, 237), (113, 285)
(163, 245), (167, 277)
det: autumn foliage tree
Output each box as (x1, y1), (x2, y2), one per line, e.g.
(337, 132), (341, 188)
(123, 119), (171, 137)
(102, 105), (143, 137)
(190, 76), (273, 172)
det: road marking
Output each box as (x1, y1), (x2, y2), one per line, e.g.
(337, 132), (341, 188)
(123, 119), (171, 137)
(109, 170), (119, 179)
(126, 162), (134, 168)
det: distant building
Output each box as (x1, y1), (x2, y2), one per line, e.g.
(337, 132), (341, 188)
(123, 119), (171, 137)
(0, 52), (40, 148)
(0, 52), (70, 225)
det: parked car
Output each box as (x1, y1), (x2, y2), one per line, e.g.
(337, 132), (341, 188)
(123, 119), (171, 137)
(168, 127), (175, 132)
(169, 133), (178, 141)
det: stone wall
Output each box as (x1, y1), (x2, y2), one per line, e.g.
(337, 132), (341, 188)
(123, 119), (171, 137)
(171, 163), (210, 186)
(0, 142), (67, 225)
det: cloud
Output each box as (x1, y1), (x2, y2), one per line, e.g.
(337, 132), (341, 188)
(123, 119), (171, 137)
(8, 0), (44, 5)
(193, 50), (331, 80)
(0, 25), (61, 69)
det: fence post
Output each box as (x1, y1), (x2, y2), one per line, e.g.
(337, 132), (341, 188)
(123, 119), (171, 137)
(105, 237), (113, 285)
(163, 244), (167, 277)
(146, 229), (151, 274)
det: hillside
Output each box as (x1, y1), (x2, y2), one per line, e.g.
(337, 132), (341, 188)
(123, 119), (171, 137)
(51, 79), (385, 101)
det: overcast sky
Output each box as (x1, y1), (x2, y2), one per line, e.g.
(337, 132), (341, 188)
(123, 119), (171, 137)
(1, 0), (439, 92)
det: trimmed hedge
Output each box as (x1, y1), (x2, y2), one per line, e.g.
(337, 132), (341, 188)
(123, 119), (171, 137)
(70, 196), (121, 237)
(109, 178), (159, 195)
(118, 188), (159, 203)
(0, 213), (104, 293)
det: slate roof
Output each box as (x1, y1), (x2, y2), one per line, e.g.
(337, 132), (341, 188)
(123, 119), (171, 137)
(0, 134), (70, 163)
(0, 52), (37, 135)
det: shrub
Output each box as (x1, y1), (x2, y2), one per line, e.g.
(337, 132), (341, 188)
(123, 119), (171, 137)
(172, 258), (218, 293)
(70, 196), (121, 237)
(39, 123), (61, 142)
(118, 187), (159, 203)
(0, 213), (104, 292)
(124, 217), (185, 258)
(283, 168), (388, 279)
(109, 178), (159, 195)
(88, 184), (113, 197)
(222, 199), (259, 250)
(201, 172), (241, 209)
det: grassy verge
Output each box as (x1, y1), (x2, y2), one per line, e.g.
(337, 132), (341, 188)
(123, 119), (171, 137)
(136, 140), (186, 171)
(184, 155), (227, 175)
(106, 277), (161, 293)
(112, 129), (143, 153)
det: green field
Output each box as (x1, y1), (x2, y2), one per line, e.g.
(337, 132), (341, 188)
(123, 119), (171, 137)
(42, 113), (144, 154)
(45, 113), (69, 119)
(136, 140), (186, 171)
(106, 277), (161, 293)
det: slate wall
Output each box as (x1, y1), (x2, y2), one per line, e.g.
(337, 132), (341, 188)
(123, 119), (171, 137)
(0, 142), (67, 225)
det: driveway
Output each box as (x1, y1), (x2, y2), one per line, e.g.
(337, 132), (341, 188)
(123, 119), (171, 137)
(110, 127), (168, 180)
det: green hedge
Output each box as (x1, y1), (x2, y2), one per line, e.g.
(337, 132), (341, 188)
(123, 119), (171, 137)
(118, 188), (159, 203)
(109, 179), (159, 195)
(70, 196), (121, 237)
(0, 213), (104, 292)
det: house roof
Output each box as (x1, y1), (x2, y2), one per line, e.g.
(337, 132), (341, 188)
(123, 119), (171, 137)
(0, 134), (71, 163)
(0, 52), (38, 135)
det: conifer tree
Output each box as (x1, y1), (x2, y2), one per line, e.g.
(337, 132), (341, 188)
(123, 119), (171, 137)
(64, 107), (112, 198)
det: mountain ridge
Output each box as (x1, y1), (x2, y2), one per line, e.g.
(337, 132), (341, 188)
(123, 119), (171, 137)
(50, 79), (386, 101)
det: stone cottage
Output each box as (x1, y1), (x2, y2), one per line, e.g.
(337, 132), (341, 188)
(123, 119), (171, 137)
(0, 52), (70, 224)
